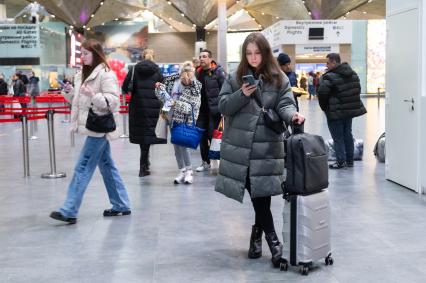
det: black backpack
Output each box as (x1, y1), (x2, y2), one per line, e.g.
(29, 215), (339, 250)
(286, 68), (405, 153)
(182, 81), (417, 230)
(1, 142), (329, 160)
(282, 125), (329, 196)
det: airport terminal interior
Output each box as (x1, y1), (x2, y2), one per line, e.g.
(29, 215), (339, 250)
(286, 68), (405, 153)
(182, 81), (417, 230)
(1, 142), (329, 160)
(1, 0), (426, 282)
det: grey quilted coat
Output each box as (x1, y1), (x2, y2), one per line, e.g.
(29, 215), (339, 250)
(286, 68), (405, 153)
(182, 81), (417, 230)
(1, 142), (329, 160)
(215, 71), (297, 203)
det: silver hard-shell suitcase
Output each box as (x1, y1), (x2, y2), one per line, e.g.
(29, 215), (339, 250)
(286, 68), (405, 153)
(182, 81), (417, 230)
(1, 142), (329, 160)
(280, 189), (334, 275)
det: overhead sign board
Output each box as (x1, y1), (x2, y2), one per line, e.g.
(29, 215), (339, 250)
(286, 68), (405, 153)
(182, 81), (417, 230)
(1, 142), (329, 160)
(263, 20), (353, 46)
(0, 24), (40, 57)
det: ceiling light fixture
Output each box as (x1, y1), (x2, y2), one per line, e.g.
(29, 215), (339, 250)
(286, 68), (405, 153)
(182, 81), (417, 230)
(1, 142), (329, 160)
(276, 16), (279, 19)
(114, 18), (118, 21)
(308, 11), (311, 15)
(83, 25), (86, 28)
(51, 15), (55, 18)
(100, 1), (104, 5)
(91, 14), (94, 18)
(261, 12), (265, 15)
(181, 13), (184, 17)
(363, 11), (367, 14)
(168, 1), (172, 4)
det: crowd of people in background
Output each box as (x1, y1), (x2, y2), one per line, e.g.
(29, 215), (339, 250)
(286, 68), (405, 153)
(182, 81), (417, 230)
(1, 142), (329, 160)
(42, 33), (364, 269)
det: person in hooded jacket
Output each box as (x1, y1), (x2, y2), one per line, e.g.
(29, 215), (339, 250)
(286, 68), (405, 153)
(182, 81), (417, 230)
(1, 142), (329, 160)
(216, 33), (305, 268)
(317, 53), (367, 169)
(122, 49), (166, 177)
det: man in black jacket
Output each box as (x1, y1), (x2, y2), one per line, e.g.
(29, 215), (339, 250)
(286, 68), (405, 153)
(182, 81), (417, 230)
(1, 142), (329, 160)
(195, 49), (226, 172)
(317, 53), (366, 169)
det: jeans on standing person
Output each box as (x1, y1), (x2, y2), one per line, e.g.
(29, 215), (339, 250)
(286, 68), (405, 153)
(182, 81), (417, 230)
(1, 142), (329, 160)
(196, 112), (221, 164)
(174, 144), (191, 169)
(327, 118), (354, 163)
(60, 136), (130, 218)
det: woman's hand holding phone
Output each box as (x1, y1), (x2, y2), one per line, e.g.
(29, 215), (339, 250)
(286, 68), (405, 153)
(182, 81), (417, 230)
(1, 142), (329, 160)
(241, 83), (256, 97)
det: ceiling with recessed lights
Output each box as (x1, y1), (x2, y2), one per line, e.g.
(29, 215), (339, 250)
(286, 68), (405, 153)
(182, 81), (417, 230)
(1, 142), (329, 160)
(10, 0), (384, 32)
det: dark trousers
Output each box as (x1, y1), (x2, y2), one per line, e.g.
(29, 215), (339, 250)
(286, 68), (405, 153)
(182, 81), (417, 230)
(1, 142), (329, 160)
(139, 144), (151, 168)
(246, 172), (275, 233)
(327, 118), (354, 163)
(196, 112), (221, 164)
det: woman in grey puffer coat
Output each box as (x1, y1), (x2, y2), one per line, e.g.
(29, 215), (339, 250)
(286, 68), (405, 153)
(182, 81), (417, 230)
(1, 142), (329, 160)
(215, 33), (305, 267)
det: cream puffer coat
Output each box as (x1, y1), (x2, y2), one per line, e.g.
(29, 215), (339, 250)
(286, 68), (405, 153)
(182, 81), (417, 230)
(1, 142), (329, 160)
(70, 63), (121, 140)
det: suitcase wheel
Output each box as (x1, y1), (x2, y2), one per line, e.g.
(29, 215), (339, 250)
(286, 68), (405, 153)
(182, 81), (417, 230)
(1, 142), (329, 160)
(300, 265), (309, 276)
(279, 259), (288, 271)
(325, 255), (334, 266)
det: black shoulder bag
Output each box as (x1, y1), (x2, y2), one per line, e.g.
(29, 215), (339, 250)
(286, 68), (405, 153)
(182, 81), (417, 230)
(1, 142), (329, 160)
(253, 87), (287, 134)
(86, 97), (116, 133)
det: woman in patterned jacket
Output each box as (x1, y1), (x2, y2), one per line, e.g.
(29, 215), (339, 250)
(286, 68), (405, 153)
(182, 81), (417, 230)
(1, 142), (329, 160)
(155, 61), (201, 184)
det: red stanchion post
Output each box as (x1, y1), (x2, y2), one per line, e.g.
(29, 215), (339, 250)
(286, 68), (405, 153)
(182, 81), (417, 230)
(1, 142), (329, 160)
(41, 110), (66, 179)
(21, 115), (30, 177)
(29, 96), (39, 140)
(120, 93), (129, 138)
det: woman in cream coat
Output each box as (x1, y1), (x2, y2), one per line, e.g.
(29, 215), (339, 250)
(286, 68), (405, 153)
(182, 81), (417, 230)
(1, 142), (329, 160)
(50, 39), (131, 224)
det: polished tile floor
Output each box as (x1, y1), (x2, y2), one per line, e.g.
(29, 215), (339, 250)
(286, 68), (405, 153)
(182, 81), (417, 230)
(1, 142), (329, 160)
(1, 97), (426, 283)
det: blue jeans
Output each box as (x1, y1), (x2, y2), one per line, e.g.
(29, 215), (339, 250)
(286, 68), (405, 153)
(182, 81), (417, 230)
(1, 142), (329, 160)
(60, 136), (130, 218)
(327, 118), (354, 163)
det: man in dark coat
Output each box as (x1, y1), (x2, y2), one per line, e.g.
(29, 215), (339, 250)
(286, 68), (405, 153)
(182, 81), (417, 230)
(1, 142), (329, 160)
(122, 53), (165, 177)
(195, 49), (226, 172)
(277, 53), (299, 110)
(317, 53), (367, 169)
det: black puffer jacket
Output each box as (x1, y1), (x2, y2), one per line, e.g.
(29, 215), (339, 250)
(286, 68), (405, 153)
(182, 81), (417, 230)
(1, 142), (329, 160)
(122, 60), (166, 145)
(317, 63), (366, 120)
(196, 61), (226, 117)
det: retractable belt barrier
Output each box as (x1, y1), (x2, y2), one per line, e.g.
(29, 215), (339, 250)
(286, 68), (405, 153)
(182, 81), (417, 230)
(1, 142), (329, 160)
(1, 93), (130, 177)
(0, 94), (70, 177)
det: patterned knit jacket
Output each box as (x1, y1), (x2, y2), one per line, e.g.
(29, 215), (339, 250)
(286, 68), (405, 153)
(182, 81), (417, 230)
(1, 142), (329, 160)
(155, 74), (202, 125)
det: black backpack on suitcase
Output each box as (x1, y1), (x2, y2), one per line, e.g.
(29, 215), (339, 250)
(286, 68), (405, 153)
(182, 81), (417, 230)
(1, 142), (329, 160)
(282, 125), (329, 195)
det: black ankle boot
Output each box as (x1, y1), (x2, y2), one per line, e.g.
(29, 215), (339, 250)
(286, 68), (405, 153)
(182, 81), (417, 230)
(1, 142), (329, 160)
(265, 231), (282, 267)
(139, 165), (150, 177)
(248, 225), (263, 259)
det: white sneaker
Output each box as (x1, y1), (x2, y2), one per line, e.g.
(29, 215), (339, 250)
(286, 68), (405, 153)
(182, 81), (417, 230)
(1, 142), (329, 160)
(174, 169), (186, 184)
(184, 169), (193, 184)
(196, 162), (211, 172)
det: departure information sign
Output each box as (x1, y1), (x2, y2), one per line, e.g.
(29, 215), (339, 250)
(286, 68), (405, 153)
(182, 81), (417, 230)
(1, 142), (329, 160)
(0, 24), (40, 57)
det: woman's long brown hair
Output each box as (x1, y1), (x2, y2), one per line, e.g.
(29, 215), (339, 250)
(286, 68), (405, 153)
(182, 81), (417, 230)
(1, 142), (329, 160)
(236, 32), (283, 88)
(81, 39), (110, 82)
